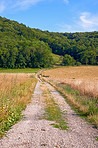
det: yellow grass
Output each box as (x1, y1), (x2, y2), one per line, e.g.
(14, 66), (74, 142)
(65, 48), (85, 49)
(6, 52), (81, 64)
(42, 66), (98, 97)
(0, 73), (37, 138)
(41, 66), (98, 126)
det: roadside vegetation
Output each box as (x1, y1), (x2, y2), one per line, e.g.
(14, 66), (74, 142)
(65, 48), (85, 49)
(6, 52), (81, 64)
(0, 74), (37, 138)
(43, 80), (98, 128)
(58, 83), (97, 126)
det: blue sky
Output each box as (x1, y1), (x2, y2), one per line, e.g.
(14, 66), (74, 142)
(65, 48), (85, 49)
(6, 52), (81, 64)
(0, 0), (98, 32)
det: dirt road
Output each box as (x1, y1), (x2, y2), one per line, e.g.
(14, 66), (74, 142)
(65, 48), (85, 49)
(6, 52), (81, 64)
(0, 78), (98, 148)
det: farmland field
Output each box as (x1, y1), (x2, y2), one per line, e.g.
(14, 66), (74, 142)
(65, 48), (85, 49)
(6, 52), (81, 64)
(41, 66), (98, 126)
(42, 66), (98, 97)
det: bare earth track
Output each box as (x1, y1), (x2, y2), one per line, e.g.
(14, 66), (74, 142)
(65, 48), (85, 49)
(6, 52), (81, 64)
(0, 75), (98, 148)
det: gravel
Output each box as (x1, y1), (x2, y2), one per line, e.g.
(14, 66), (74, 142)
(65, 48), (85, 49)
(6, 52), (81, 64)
(0, 80), (98, 148)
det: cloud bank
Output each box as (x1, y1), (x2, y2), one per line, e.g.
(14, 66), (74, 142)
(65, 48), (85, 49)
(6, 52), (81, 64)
(15, 0), (44, 9)
(0, 0), (45, 13)
(79, 12), (98, 31)
(57, 12), (98, 32)
(0, 0), (69, 13)
(64, 0), (69, 4)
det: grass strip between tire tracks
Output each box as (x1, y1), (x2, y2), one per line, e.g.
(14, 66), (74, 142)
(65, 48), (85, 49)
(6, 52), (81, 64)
(41, 84), (68, 130)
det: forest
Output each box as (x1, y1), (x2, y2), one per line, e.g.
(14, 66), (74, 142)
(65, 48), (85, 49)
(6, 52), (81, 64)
(0, 16), (98, 68)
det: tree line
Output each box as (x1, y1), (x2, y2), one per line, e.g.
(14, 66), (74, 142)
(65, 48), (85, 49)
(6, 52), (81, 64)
(0, 16), (98, 68)
(34, 29), (98, 65)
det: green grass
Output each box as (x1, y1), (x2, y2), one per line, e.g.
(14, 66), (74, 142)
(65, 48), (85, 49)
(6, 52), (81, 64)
(0, 68), (40, 73)
(55, 82), (98, 127)
(43, 89), (68, 130)
(60, 84), (98, 114)
(95, 136), (98, 141)
(41, 144), (47, 146)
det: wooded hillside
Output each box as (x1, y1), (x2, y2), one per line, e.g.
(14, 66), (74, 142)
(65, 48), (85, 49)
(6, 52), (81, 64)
(0, 16), (98, 68)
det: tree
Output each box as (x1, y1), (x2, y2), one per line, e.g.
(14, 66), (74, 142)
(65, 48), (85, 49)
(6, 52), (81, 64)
(16, 53), (26, 68)
(80, 50), (97, 65)
(62, 54), (76, 66)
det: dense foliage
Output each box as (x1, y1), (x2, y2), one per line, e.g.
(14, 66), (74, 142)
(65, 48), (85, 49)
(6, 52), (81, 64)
(62, 54), (76, 66)
(0, 16), (98, 68)
(34, 29), (98, 65)
(0, 17), (53, 68)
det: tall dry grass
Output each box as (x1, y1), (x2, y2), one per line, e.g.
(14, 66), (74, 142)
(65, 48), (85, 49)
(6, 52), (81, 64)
(41, 66), (98, 127)
(62, 80), (98, 98)
(42, 66), (98, 98)
(43, 79), (98, 127)
(0, 73), (37, 138)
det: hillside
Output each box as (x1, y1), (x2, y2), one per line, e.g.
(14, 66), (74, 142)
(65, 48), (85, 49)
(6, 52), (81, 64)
(0, 17), (53, 68)
(0, 16), (98, 68)
(34, 29), (98, 65)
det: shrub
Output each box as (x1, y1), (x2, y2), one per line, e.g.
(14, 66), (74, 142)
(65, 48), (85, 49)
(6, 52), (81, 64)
(62, 54), (76, 66)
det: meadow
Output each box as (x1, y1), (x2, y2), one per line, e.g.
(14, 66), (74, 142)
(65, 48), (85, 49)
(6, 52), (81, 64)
(0, 73), (37, 138)
(41, 66), (98, 126)
(0, 68), (39, 73)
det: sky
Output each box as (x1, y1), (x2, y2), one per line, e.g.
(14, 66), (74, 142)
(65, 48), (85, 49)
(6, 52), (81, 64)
(0, 0), (98, 33)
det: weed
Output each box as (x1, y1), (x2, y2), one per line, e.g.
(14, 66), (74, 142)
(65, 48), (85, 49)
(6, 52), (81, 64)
(50, 123), (68, 130)
(95, 136), (98, 141)
(41, 143), (47, 146)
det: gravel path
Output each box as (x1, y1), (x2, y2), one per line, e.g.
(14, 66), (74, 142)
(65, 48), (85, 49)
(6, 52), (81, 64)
(0, 79), (98, 148)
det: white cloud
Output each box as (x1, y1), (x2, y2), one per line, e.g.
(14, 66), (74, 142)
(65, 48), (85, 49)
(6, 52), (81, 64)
(56, 12), (98, 33)
(0, 0), (45, 12)
(64, 0), (69, 4)
(78, 12), (98, 31)
(0, 1), (5, 13)
(15, 0), (44, 9)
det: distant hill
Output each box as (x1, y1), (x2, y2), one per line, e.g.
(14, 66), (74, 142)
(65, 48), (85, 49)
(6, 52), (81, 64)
(0, 16), (98, 68)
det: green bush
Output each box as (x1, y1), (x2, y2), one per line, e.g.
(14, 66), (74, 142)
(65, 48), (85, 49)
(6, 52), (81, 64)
(62, 54), (76, 66)
(76, 62), (82, 66)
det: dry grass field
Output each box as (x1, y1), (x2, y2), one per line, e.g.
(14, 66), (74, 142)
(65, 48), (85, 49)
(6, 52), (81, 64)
(41, 66), (98, 126)
(42, 66), (98, 97)
(0, 73), (37, 138)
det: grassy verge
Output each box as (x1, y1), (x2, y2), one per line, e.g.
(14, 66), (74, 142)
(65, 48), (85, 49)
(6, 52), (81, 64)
(46, 80), (98, 128)
(0, 74), (37, 138)
(41, 84), (68, 130)
(0, 68), (40, 73)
